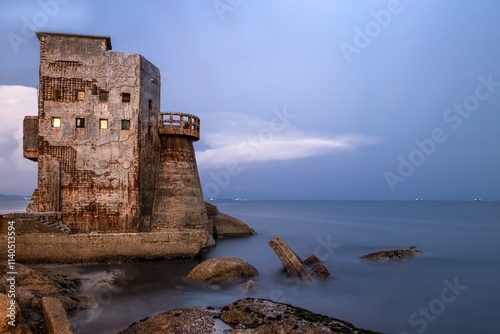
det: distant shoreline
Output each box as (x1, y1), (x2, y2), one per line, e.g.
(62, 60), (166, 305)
(0, 194), (30, 201)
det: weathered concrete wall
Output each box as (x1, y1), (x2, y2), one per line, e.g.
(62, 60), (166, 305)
(152, 135), (209, 232)
(0, 230), (211, 263)
(29, 33), (163, 233)
(0, 213), (69, 235)
(137, 56), (161, 231)
(23, 116), (38, 161)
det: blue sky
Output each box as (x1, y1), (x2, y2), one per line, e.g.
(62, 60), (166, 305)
(1, 0), (499, 200)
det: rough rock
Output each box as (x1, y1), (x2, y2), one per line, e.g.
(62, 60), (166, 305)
(117, 306), (231, 334)
(220, 298), (381, 334)
(204, 201), (219, 216)
(0, 263), (90, 334)
(240, 280), (258, 294)
(187, 257), (259, 284)
(205, 201), (218, 237)
(0, 293), (32, 334)
(205, 202), (256, 238)
(41, 297), (74, 334)
(212, 212), (256, 238)
(303, 254), (332, 279)
(360, 246), (422, 262)
(119, 298), (381, 334)
(268, 236), (314, 282)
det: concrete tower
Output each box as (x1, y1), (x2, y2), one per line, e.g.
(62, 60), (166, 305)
(151, 113), (210, 234)
(24, 32), (161, 233)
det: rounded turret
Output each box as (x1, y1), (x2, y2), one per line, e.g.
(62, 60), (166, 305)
(152, 111), (211, 244)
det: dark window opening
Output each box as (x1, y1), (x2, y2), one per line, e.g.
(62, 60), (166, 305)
(100, 92), (108, 102)
(76, 118), (85, 128)
(52, 89), (62, 100)
(148, 99), (153, 122)
(122, 93), (131, 102)
(121, 119), (131, 130)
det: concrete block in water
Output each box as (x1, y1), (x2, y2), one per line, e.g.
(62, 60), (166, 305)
(268, 236), (313, 282)
(42, 296), (74, 334)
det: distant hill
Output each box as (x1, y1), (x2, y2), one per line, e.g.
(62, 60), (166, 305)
(0, 194), (30, 201)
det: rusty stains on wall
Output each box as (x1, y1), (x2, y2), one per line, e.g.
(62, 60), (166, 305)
(23, 32), (160, 233)
(41, 76), (96, 103)
(23, 116), (38, 161)
(23, 32), (209, 238)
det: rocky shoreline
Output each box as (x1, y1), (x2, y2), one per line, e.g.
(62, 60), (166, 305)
(0, 245), (423, 333)
(0, 204), (420, 334)
(1, 262), (382, 334)
(118, 298), (382, 334)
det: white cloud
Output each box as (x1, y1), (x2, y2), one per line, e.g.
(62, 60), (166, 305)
(0, 91), (380, 195)
(0, 85), (38, 195)
(196, 111), (380, 169)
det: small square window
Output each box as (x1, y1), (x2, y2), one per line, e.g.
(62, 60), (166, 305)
(52, 117), (61, 128)
(121, 119), (131, 130)
(121, 93), (131, 102)
(52, 89), (62, 100)
(76, 118), (85, 128)
(100, 92), (108, 102)
(99, 119), (108, 129)
(77, 91), (85, 101)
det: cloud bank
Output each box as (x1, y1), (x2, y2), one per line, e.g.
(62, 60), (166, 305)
(0, 85), (38, 195)
(0, 88), (380, 196)
(196, 111), (380, 169)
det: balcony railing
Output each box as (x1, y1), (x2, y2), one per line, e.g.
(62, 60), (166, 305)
(158, 112), (200, 140)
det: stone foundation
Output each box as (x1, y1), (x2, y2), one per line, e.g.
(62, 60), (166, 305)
(0, 230), (211, 264)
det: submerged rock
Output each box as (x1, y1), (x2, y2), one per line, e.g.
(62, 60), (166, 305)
(187, 257), (259, 284)
(240, 279), (259, 294)
(360, 246), (422, 262)
(304, 254), (332, 279)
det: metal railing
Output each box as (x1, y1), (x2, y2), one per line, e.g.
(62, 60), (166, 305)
(158, 112), (200, 140)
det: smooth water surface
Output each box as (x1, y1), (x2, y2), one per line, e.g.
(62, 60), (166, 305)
(3, 200), (500, 333)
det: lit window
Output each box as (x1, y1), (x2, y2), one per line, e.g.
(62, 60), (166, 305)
(99, 119), (108, 129)
(52, 117), (61, 128)
(76, 118), (85, 128)
(100, 92), (108, 102)
(77, 90), (85, 101)
(122, 93), (131, 102)
(52, 89), (62, 100)
(121, 119), (130, 130)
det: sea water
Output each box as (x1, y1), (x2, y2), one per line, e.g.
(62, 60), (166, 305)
(0, 199), (30, 214)
(3, 200), (499, 333)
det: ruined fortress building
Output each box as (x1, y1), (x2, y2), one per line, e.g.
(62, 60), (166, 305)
(23, 32), (210, 235)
